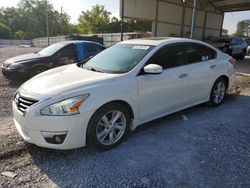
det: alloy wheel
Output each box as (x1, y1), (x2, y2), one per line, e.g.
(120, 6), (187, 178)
(212, 81), (226, 104)
(96, 110), (126, 146)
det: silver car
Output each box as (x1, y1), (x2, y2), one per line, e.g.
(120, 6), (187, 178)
(229, 38), (248, 59)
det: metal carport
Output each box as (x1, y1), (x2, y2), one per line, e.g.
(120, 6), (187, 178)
(120, 0), (250, 39)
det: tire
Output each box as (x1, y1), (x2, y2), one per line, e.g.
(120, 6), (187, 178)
(240, 50), (246, 59)
(87, 102), (131, 150)
(208, 78), (227, 107)
(29, 66), (48, 78)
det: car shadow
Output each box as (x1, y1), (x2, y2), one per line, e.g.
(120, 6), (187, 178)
(27, 92), (250, 187)
(0, 74), (25, 88)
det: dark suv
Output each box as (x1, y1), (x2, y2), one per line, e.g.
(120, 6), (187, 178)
(2, 41), (105, 80)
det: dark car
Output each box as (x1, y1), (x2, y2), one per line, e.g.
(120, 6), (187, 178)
(1, 41), (105, 80)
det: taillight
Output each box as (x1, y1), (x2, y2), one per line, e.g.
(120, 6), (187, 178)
(228, 58), (236, 68)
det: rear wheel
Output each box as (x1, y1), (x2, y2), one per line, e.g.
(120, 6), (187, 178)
(87, 102), (131, 150)
(208, 78), (227, 107)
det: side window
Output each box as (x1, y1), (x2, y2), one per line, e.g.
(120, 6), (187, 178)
(148, 44), (184, 69)
(246, 39), (250, 45)
(231, 38), (237, 45)
(60, 44), (76, 58)
(237, 38), (243, 45)
(85, 43), (99, 56)
(184, 43), (216, 64)
(184, 44), (203, 64)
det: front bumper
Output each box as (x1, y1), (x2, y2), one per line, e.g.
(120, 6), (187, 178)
(12, 101), (94, 150)
(2, 65), (28, 80)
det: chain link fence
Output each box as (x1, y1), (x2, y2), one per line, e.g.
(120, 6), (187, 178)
(0, 46), (43, 65)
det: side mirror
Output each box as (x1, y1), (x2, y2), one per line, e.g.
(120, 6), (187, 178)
(143, 64), (163, 74)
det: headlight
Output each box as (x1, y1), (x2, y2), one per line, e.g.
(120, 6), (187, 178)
(7, 63), (24, 70)
(40, 94), (89, 116)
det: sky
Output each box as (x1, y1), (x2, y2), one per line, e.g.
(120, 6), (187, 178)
(0, 0), (250, 34)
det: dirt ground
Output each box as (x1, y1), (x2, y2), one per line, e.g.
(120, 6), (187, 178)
(0, 47), (250, 187)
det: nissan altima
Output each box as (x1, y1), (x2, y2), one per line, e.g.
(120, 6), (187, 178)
(12, 38), (235, 150)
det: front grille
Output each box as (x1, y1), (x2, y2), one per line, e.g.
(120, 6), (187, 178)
(15, 93), (38, 115)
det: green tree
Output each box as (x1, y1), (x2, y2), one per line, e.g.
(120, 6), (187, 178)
(0, 0), (73, 39)
(78, 5), (111, 33)
(0, 22), (12, 38)
(14, 30), (26, 39)
(108, 17), (152, 33)
(236, 19), (250, 37)
(221, 28), (228, 37)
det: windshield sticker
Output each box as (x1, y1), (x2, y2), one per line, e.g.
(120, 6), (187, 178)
(132, 46), (150, 50)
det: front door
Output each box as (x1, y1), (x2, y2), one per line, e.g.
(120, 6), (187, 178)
(137, 43), (190, 121)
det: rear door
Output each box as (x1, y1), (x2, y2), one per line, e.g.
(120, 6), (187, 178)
(137, 43), (190, 121)
(182, 42), (219, 103)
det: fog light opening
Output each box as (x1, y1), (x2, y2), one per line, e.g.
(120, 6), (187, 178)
(41, 131), (67, 144)
(55, 136), (61, 143)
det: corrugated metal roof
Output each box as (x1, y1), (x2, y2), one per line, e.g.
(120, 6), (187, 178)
(203, 0), (250, 12)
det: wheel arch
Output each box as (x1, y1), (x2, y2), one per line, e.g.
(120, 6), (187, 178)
(95, 100), (134, 119)
(86, 100), (135, 135)
(218, 75), (229, 90)
(86, 100), (135, 149)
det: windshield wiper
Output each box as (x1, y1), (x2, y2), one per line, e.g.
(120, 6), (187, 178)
(77, 56), (93, 67)
(83, 66), (105, 73)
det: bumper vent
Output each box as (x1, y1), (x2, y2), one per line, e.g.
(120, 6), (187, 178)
(15, 93), (38, 115)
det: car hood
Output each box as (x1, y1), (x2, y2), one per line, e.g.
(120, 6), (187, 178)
(5, 53), (47, 64)
(20, 64), (120, 97)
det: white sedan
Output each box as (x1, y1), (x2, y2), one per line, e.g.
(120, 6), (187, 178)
(13, 38), (235, 150)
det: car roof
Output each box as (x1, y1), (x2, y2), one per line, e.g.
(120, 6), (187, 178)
(55, 40), (102, 45)
(121, 37), (206, 46)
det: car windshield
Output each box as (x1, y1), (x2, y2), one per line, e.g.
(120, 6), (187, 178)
(38, 43), (66, 56)
(83, 44), (154, 73)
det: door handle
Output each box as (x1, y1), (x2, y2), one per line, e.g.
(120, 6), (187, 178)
(210, 65), (217, 69)
(178, 73), (188, 78)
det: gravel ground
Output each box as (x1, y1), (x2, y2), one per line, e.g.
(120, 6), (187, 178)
(0, 47), (250, 187)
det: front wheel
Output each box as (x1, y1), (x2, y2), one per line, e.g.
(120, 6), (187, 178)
(208, 78), (227, 107)
(87, 103), (131, 150)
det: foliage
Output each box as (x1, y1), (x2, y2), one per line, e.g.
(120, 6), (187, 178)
(221, 28), (228, 37)
(236, 19), (250, 37)
(14, 30), (26, 39)
(0, 0), (72, 39)
(0, 2), (151, 39)
(108, 18), (152, 33)
(77, 5), (151, 34)
(78, 5), (111, 33)
(0, 22), (12, 38)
